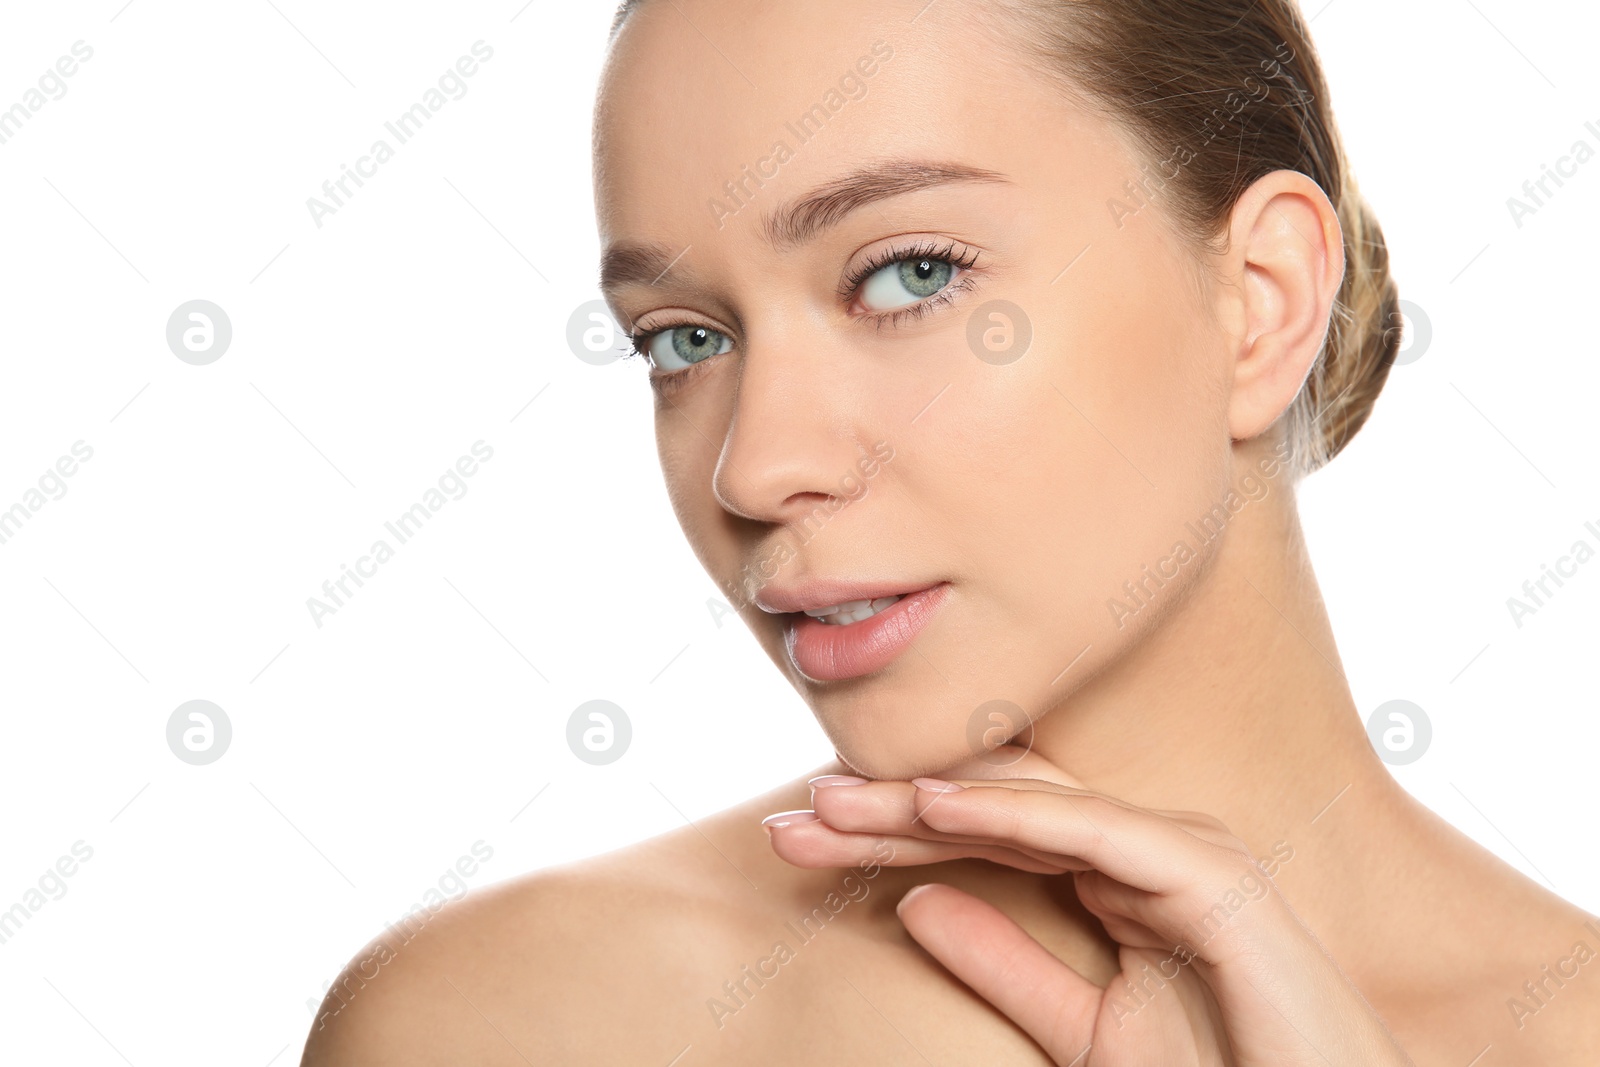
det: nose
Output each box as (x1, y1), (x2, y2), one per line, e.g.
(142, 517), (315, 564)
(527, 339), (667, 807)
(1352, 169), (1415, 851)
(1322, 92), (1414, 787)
(710, 333), (880, 528)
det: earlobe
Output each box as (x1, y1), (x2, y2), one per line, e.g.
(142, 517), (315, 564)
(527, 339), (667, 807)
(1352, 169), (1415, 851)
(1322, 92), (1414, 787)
(1224, 170), (1346, 443)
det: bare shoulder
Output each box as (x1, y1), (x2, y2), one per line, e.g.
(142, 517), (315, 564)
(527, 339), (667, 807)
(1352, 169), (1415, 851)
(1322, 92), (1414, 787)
(299, 773), (826, 1066)
(1479, 905), (1600, 1066)
(1372, 793), (1600, 1065)
(1403, 876), (1600, 1065)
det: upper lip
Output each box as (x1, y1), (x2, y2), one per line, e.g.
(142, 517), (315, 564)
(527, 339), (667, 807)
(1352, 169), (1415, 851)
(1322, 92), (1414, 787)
(755, 579), (944, 615)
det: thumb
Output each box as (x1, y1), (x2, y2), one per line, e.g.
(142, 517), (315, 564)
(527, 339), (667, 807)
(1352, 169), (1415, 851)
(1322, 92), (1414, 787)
(896, 883), (1099, 1062)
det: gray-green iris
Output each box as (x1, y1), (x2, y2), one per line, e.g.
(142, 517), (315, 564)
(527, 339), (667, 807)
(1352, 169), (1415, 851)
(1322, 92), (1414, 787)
(672, 326), (725, 363)
(899, 258), (952, 299)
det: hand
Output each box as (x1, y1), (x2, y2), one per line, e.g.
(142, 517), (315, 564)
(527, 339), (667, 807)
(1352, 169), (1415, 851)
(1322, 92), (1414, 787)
(762, 747), (1413, 1066)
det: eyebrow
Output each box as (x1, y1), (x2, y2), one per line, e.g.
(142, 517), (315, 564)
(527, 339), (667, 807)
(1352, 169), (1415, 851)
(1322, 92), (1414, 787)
(598, 158), (1010, 295)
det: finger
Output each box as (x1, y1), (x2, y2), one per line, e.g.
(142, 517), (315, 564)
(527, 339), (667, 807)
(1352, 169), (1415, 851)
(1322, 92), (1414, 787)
(909, 782), (1224, 893)
(1073, 860), (1287, 963)
(1148, 809), (1230, 832)
(809, 782), (1097, 869)
(1147, 809), (1244, 848)
(1069, 869), (1172, 952)
(810, 777), (1155, 874)
(910, 786), (1301, 969)
(763, 818), (1080, 875)
(896, 883), (1098, 1064)
(922, 766), (1157, 823)
(811, 775), (1143, 834)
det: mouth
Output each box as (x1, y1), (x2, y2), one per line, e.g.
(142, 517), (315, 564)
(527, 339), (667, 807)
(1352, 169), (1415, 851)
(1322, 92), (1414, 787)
(778, 582), (951, 682)
(802, 596), (906, 626)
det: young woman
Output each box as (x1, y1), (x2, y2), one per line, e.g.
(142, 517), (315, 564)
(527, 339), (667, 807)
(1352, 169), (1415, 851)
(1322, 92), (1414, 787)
(303, 0), (1600, 1062)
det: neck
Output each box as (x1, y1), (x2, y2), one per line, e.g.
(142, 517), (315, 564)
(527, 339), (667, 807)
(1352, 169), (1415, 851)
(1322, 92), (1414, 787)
(956, 481), (1449, 992)
(825, 468), (1547, 1006)
(1025, 485), (1392, 856)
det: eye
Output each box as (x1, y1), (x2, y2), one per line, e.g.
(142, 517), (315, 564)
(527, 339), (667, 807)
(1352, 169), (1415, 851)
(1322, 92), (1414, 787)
(636, 324), (733, 372)
(859, 256), (957, 311)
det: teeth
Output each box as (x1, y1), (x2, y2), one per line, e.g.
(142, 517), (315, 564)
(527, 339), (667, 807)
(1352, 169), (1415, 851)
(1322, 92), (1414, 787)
(804, 595), (902, 626)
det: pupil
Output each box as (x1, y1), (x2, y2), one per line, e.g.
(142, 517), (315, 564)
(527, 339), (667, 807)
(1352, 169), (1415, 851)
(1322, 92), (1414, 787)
(915, 259), (933, 279)
(691, 328), (707, 345)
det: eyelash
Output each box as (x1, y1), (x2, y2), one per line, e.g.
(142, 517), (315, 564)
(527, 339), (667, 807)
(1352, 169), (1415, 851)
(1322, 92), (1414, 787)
(837, 238), (982, 301)
(623, 239), (983, 392)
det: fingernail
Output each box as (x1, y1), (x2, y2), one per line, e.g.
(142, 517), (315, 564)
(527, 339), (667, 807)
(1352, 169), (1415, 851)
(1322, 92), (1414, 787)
(912, 777), (964, 793)
(809, 774), (868, 789)
(761, 809), (820, 831)
(897, 883), (936, 915)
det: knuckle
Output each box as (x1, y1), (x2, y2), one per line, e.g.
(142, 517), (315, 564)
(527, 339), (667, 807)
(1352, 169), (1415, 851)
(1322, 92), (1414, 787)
(1210, 842), (1264, 883)
(1183, 810), (1232, 833)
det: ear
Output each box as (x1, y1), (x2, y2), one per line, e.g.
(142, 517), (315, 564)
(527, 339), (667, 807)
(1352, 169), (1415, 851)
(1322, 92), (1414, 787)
(1220, 170), (1345, 442)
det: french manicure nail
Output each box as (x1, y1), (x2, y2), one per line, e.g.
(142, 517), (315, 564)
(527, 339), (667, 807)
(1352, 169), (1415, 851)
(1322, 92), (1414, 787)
(809, 774), (868, 789)
(912, 777), (964, 793)
(761, 809), (820, 830)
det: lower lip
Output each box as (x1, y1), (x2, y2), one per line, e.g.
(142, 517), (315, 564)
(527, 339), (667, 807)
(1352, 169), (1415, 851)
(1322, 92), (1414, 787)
(784, 583), (950, 682)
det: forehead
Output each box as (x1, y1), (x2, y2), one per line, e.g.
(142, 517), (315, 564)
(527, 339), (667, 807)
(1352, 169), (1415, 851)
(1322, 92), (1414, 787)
(592, 0), (1119, 249)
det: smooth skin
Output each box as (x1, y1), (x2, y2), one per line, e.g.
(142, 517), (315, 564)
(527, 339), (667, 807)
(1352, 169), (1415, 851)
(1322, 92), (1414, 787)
(301, 0), (1600, 1063)
(790, 752), (1415, 1063)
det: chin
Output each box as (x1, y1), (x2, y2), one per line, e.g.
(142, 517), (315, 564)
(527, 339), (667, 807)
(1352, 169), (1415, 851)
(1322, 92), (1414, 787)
(828, 743), (946, 783)
(813, 696), (984, 782)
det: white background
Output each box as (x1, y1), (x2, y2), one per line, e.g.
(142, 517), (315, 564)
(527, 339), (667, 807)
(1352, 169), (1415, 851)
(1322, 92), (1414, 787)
(0, 0), (1595, 1063)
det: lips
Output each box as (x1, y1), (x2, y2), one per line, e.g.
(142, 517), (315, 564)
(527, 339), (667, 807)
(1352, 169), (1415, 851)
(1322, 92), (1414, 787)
(780, 581), (950, 682)
(755, 579), (940, 616)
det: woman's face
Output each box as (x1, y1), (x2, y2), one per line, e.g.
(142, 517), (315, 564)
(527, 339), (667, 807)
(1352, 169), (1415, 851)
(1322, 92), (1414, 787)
(596, 0), (1243, 779)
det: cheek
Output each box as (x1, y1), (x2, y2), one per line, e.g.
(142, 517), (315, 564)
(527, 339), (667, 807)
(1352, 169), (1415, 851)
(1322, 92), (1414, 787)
(900, 238), (1235, 699)
(657, 403), (744, 583)
(986, 249), (1226, 526)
